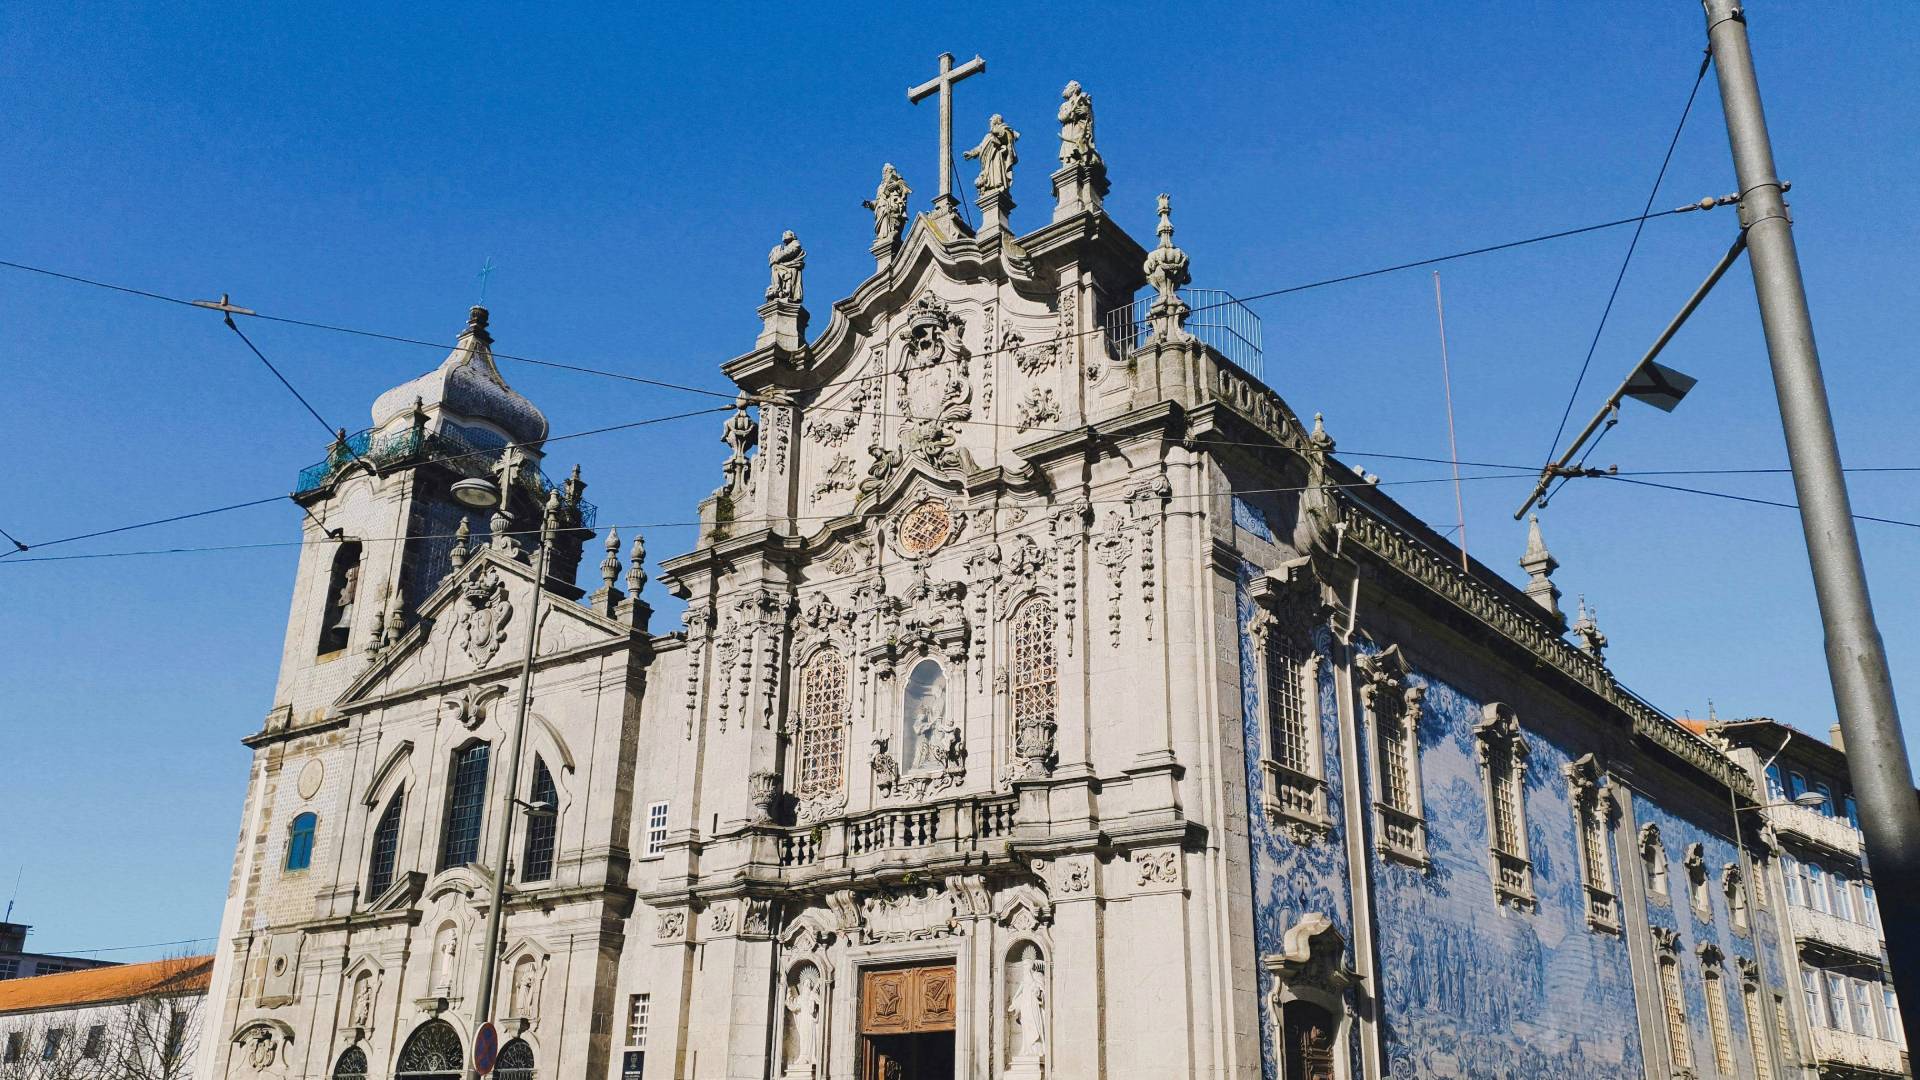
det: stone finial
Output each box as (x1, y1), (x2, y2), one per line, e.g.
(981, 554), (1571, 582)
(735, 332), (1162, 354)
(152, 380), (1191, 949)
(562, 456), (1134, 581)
(565, 463), (586, 506)
(1308, 412), (1336, 454)
(1143, 194), (1192, 339)
(626, 533), (648, 595)
(1572, 595), (1608, 661)
(757, 231), (810, 351)
(863, 164), (913, 261)
(450, 517), (472, 573)
(1518, 514), (1563, 625)
(601, 528), (622, 592)
(721, 394), (758, 492)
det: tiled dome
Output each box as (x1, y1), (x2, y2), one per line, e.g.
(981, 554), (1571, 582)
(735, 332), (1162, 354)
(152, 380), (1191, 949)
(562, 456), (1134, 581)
(369, 306), (548, 446)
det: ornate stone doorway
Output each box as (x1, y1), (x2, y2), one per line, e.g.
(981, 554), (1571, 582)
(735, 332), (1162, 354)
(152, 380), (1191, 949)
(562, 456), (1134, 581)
(859, 964), (956, 1080)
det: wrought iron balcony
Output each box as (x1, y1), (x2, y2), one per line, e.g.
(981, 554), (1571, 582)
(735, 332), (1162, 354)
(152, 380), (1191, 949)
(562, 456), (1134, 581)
(1763, 799), (1862, 857)
(294, 427), (596, 527)
(1103, 287), (1264, 379)
(1791, 903), (1883, 960)
(1810, 1026), (1906, 1075)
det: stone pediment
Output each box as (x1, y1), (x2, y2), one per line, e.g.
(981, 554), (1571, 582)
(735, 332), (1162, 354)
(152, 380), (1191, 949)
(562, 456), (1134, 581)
(332, 549), (635, 715)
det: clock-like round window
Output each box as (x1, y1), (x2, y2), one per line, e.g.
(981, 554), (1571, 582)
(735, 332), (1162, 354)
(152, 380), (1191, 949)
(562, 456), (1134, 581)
(897, 500), (954, 555)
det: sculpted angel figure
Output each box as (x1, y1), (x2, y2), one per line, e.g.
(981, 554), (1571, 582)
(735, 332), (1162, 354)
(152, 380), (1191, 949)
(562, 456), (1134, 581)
(1057, 80), (1100, 167)
(862, 163), (912, 244)
(765, 230), (805, 303)
(964, 114), (1020, 194)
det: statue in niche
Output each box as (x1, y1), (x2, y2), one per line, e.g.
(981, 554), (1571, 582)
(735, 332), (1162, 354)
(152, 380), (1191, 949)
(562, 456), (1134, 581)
(511, 959), (538, 1018)
(766, 230), (806, 303)
(1057, 80), (1101, 167)
(431, 928), (458, 996)
(1006, 944), (1048, 1066)
(349, 974), (373, 1029)
(901, 660), (958, 774)
(783, 965), (823, 1073)
(863, 164), (912, 245)
(965, 114), (1020, 194)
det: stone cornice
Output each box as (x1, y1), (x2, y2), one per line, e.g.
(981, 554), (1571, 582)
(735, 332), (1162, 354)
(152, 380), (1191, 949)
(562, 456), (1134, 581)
(1336, 501), (1743, 791)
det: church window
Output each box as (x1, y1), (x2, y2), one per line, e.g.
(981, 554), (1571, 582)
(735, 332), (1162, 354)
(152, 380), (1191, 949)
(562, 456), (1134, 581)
(521, 757), (557, 883)
(1566, 755), (1618, 931)
(1011, 599), (1058, 767)
(1265, 633), (1311, 777)
(367, 791), (405, 899)
(495, 1037), (535, 1080)
(1775, 992), (1794, 1064)
(644, 801), (669, 857)
(318, 541), (363, 655)
(1705, 963), (1735, 1073)
(1658, 951), (1692, 1070)
(284, 812), (317, 872)
(440, 743), (490, 870)
(395, 1019), (464, 1079)
(1642, 826), (1669, 898)
(1359, 646), (1427, 865)
(1743, 977), (1776, 1080)
(332, 1045), (368, 1080)
(796, 650), (849, 800)
(1726, 865), (1750, 931)
(1474, 704), (1534, 909)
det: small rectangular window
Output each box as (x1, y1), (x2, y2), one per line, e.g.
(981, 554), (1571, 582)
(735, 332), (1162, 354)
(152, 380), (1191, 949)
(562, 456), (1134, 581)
(4, 1032), (21, 1064)
(1863, 885), (1880, 931)
(1852, 979), (1879, 1039)
(1803, 969), (1823, 1028)
(644, 802), (669, 857)
(0, 958), (17, 980)
(1826, 973), (1850, 1032)
(1843, 795), (1861, 830)
(626, 993), (651, 1048)
(83, 1025), (104, 1059)
(1764, 763), (1785, 801)
(42, 1029), (64, 1061)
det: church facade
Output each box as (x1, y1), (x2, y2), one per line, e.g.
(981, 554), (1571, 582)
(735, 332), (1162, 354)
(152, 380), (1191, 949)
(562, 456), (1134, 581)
(198, 70), (1837, 1080)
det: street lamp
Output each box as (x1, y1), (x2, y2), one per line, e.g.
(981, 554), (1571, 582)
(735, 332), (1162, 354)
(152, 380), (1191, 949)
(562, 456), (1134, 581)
(446, 471), (559, 1035)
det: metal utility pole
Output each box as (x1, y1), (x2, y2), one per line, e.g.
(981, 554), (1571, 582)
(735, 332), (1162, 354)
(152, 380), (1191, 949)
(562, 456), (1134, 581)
(1702, 0), (1920, 1048)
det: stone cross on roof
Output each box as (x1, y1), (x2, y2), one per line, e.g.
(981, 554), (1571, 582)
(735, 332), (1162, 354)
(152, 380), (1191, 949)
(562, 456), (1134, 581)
(907, 52), (987, 216)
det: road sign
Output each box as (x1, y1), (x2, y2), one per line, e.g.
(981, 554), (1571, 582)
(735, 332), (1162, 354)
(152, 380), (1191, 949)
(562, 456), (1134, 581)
(473, 1022), (499, 1076)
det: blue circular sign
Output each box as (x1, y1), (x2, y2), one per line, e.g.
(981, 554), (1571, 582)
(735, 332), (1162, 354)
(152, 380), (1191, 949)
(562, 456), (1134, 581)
(473, 1022), (499, 1076)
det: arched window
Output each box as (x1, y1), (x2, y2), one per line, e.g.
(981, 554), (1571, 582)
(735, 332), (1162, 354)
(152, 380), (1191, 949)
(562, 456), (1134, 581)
(332, 1046), (368, 1080)
(440, 743), (490, 870)
(319, 541), (364, 655)
(1010, 600), (1058, 771)
(796, 650), (849, 799)
(285, 812), (317, 872)
(367, 791), (406, 899)
(521, 758), (557, 883)
(495, 1038), (535, 1080)
(394, 1020), (463, 1080)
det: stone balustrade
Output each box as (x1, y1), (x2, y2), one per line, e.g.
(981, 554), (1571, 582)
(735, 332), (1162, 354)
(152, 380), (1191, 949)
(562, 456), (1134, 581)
(1810, 1025), (1905, 1075)
(1765, 800), (1862, 857)
(1791, 903), (1882, 960)
(763, 793), (1020, 879)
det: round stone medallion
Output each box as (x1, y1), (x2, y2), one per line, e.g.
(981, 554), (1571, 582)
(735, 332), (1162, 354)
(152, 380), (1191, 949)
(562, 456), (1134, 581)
(297, 759), (325, 800)
(897, 500), (954, 556)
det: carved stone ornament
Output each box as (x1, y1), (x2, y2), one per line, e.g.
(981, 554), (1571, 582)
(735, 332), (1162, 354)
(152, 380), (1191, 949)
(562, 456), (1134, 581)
(863, 163), (913, 248)
(710, 903), (737, 935)
(858, 885), (959, 944)
(1056, 80), (1101, 167)
(1134, 849), (1180, 888)
(455, 566), (514, 667)
(897, 498), (957, 556)
(1053, 857), (1092, 895)
(766, 231), (805, 303)
(963, 114), (1019, 194)
(743, 898), (775, 938)
(656, 910), (687, 942)
(894, 294), (976, 473)
(1266, 912), (1356, 996)
(748, 769), (779, 823)
(1014, 387), (1060, 434)
(869, 731), (902, 798)
(441, 684), (509, 731)
(812, 453), (857, 502)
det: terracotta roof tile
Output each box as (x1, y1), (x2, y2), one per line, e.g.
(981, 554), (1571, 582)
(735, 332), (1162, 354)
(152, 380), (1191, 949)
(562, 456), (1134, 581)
(0, 956), (213, 1013)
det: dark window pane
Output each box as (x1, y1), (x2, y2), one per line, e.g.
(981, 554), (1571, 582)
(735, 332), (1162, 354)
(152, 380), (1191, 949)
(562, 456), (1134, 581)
(367, 792), (406, 899)
(441, 744), (490, 870)
(521, 759), (557, 883)
(285, 812), (317, 872)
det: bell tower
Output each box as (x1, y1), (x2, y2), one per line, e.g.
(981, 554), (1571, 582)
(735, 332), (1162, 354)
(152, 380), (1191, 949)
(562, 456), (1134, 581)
(266, 306), (575, 730)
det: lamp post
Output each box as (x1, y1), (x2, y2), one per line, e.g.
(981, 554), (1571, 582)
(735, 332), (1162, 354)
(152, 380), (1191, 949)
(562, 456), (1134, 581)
(450, 473), (560, 1037)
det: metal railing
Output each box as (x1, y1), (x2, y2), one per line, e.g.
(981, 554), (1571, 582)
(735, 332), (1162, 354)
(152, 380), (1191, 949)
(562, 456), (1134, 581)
(1103, 287), (1264, 379)
(295, 426), (596, 527)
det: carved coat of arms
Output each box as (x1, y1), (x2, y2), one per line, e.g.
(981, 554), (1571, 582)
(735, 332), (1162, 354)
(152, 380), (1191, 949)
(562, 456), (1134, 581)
(455, 567), (513, 667)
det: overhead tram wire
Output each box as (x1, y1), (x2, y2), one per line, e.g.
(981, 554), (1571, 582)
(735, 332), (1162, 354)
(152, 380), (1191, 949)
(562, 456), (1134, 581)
(0, 201), (1712, 420)
(1542, 51), (1714, 466)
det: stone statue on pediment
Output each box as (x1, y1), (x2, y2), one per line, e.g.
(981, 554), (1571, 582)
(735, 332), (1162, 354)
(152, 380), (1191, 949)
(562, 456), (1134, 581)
(863, 164), (912, 245)
(766, 231), (805, 303)
(1057, 81), (1100, 167)
(965, 114), (1019, 194)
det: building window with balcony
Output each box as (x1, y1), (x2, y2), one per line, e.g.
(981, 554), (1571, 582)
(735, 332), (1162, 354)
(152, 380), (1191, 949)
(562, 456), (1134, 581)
(1805, 862), (1828, 915)
(1640, 824), (1670, 899)
(1862, 884), (1880, 932)
(1655, 930), (1692, 1072)
(1814, 781), (1834, 815)
(1884, 988), (1903, 1047)
(1565, 755), (1619, 931)
(1788, 770), (1809, 802)
(1825, 972), (1850, 1031)
(1359, 645), (1427, 866)
(1783, 852), (1804, 906)
(1249, 591), (1326, 840)
(1843, 795), (1860, 830)
(1851, 978), (1880, 1039)
(795, 648), (849, 813)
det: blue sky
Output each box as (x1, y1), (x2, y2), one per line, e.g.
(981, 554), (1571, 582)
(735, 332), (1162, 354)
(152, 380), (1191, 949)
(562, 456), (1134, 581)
(2, 3), (1915, 962)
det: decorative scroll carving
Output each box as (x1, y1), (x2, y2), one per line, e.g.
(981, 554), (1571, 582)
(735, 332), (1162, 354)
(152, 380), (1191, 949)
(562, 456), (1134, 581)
(812, 453), (856, 502)
(1014, 387), (1060, 433)
(681, 606), (708, 739)
(1135, 849), (1179, 887)
(441, 684), (508, 731)
(1049, 500), (1090, 656)
(1091, 512), (1129, 649)
(859, 885), (958, 944)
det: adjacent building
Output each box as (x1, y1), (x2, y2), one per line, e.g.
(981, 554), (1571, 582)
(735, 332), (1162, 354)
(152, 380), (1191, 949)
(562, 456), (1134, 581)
(1699, 717), (1910, 1078)
(194, 68), (1902, 1080)
(0, 923), (115, 982)
(0, 954), (210, 1079)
